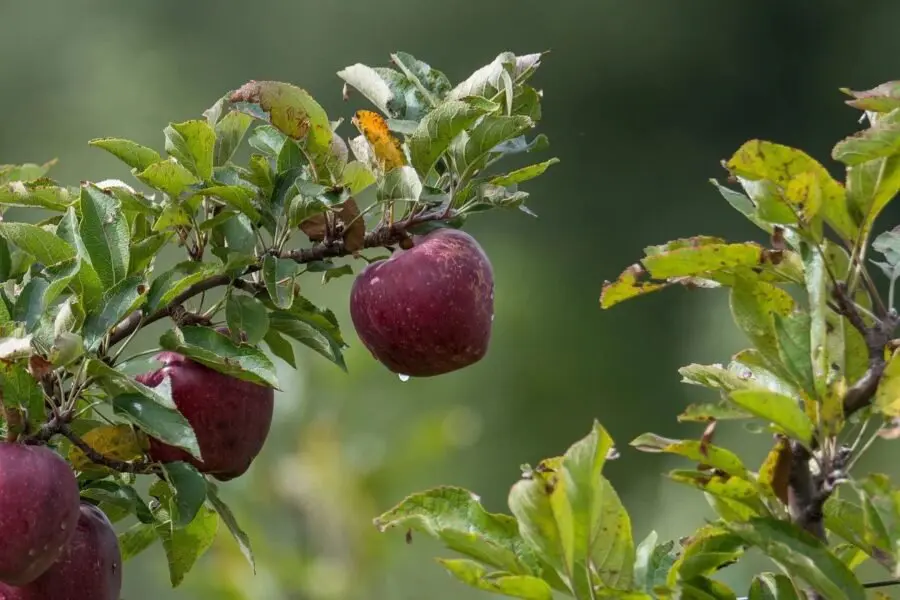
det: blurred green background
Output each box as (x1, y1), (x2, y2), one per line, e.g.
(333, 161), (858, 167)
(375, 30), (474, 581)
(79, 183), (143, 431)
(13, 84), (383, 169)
(3, 1), (900, 598)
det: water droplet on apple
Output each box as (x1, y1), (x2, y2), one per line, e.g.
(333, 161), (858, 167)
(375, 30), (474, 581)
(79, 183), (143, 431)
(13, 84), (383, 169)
(491, 314), (495, 322)
(398, 373), (410, 382)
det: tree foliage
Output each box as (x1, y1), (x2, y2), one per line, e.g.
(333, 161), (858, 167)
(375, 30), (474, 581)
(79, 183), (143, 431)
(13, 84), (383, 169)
(382, 82), (900, 598)
(0, 51), (556, 589)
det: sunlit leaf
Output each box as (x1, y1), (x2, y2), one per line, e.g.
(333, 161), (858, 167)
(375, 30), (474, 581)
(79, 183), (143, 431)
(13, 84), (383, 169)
(725, 517), (865, 600)
(374, 486), (541, 575)
(438, 558), (553, 600)
(88, 138), (162, 172)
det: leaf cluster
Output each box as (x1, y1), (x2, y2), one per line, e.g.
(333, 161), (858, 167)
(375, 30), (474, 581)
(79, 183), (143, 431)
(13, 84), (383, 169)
(381, 81), (900, 598)
(0, 50), (556, 587)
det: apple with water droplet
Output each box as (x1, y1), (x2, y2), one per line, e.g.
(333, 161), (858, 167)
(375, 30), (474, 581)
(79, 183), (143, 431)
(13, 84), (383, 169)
(135, 335), (274, 481)
(0, 444), (80, 585)
(350, 227), (495, 377)
(0, 503), (122, 599)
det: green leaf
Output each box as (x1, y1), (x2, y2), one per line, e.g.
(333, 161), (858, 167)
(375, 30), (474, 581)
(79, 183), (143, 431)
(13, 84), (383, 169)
(390, 52), (452, 104)
(152, 202), (192, 232)
(82, 480), (154, 524)
(508, 457), (575, 583)
(287, 194), (327, 229)
(88, 138), (162, 171)
(155, 499), (218, 587)
(725, 517), (865, 600)
(337, 63), (396, 116)
(79, 185), (130, 289)
(832, 109), (900, 165)
(263, 328), (296, 368)
(82, 275), (147, 350)
(629, 433), (749, 479)
(247, 125), (287, 157)
(262, 255), (297, 310)
(206, 482), (255, 572)
(672, 525), (744, 581)
(561, 421), (633, 589)
(452, 115), (534, 175)
(213, 110), (254, 166)
(408, 98), (498, 176)
(162, 462), (207, 528)
(377, 165), (423, 204)
(277, 139), (304, 173)
(725, 139), (858, 242)
(0, 222), (75, 265)
(341, 161), (376, 195)
(0, 180), (71, 211)
(164, 120), (216, 181)
(374, 486), (540, 575)
(197, 185), (260, 222)
(129, 232), (171, 275)
(748, 573), (802, 600)
(876, 348), (900, 417)
(490, 159), (560, 187)
(159, 326), (279, 388)
(146, 263), (220, 314)
(219, 213), (256, 255)
(85, 358), (175, 408)
(0, 362), (45, 429)
(773, 312), (816, 397)
(728, 390), (814, 445)
(633, 533), (677, 592)
(667, 470), (766, 517)
(842, 82), (900, 112)
(118, 522), (159, 562)
(268, 307), (346, 369)
(112, 392), (201, 460)
(136, 158), (201, 198)
(729, 277), (795, 372)
(42, 257), (81, 308)
(437, 559), (553, 600)
(823, 496), (888, 564)
(448, 52), (521, 101)
(226, 294), (269, 345)
(14, 277), (50, 330)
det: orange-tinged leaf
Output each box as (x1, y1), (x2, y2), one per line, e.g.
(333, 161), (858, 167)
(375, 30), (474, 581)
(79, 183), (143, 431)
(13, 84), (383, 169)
(352, 110), (406, 171)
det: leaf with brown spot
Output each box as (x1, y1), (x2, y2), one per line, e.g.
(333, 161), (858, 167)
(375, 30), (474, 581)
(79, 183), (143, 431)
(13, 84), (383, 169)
(725, 139), (857, 242)
(336, 198), (365, 253)
(758, 437), (791, 505)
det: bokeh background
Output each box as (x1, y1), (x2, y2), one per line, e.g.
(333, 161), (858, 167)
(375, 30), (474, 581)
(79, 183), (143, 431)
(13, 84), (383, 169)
(3, 1), (900, 598)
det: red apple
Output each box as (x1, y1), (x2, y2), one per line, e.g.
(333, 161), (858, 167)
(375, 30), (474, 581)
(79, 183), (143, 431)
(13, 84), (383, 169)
(0, 503), (122, 600)
(0, 444), (80, 585)
(136, 350), (274, 481)
(349, 228), (494, 377)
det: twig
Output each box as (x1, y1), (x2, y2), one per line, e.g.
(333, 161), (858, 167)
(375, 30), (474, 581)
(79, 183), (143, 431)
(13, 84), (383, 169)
(57, 422), (157, 474)
(107, 214), (447, 348)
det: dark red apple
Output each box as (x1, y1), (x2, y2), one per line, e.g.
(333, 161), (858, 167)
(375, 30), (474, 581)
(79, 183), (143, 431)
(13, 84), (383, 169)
(349, 228), (494, 377)
(0, 503), (122, 600)
(0, 444), (79, 585)
(136, 350), (274, 481)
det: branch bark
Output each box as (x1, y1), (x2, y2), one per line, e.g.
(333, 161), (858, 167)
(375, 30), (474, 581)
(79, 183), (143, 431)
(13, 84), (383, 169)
(106, 217), (432, 348)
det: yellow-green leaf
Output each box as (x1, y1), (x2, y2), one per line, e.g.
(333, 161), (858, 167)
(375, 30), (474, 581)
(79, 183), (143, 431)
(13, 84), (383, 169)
(728, 390), (814, 446)
(438, 559), (553, 600)
(69, 424), (145, 472)
(726, 139), (857, 242)
(875, 348), (900, 417)
(629, 433), (749, 479)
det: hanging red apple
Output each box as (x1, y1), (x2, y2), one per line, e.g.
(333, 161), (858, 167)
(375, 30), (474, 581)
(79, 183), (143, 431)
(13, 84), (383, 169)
(350, 228), (495, 377)
(136, 349), (274, 481)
